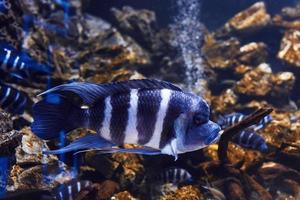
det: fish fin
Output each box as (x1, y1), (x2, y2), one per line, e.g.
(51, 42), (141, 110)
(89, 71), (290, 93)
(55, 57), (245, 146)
(97, 146), (162, 155)
(44, 135), (114, 154)
(39, 79), (181, 106)
(31, 94), (85, 140)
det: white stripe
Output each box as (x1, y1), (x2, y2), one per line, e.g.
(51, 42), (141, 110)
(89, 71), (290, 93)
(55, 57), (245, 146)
(0, 87), (10, 105)
(12, 56), (19, 70)
(77, 182), (81, 192)
(100, 96), (112, 141)
(68, 185), (72, 200)
(124, 89), (139, 144)
(145, 89), (171, 149)
(238, 115), (244, 123)
(239, 130), (246, 145)
(12, 91), (20, 104)
(246, 133), (254, 146)
(59, 192), (63, 199)
(19, 62), (25, 70)
(1, 49), (11, 70)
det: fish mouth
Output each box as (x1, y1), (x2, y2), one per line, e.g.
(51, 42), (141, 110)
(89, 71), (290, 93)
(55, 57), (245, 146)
(204, 129), (221, 145)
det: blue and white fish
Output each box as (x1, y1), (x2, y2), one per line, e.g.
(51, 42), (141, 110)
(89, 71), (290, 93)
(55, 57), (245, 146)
(0, 42), (53, 76)
(232, 128), (268, 152)
(0, 82), (29, 114)
(217, 112), (272, 131)
(0, 179), (91, 200)
(31, 79), (221, 159)
(52, 179), (92, 200)
(147, 167), (193, 185)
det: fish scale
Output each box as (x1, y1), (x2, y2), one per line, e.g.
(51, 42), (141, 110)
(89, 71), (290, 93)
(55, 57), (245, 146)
(136, 89), (162, 145)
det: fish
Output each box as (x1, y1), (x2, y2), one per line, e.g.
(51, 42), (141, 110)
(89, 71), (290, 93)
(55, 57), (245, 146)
(217, 112), (272, 131)
(52, 179), (92, 200)
(232, 128), (268, 152)
(0, 179), (91, 200)
(0, 42), (53, 76)
(31, 79), (221, 159)
(0, 82), (29, 114)
(147, 167), (193, 185)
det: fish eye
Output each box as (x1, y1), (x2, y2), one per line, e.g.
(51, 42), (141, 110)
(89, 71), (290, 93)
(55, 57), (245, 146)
(193, 113), (208, 125)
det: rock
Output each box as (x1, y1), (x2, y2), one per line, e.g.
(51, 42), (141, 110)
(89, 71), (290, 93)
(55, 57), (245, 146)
(277, 29), (300, 67)
(234, 63), (295, 101)
(211, 89), (238, 114)
(0, 111), (21, 156)
(161, 185), (204, 200)
(219, 2), (271, 35)
(273, 15), (300, 29)
(202, 34), (240, 69)
(75, 181), (120, 200)
(15, 127), (57, 165)
(234, 63), (273, 96)
(281, 4), (300, 19)
(112, 191), (137, 200)
(111, 6), (158, 50)
(237, 42), (268, 66)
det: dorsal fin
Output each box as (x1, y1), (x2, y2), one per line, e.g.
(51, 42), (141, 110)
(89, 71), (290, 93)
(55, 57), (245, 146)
(39, 79), (182, 106)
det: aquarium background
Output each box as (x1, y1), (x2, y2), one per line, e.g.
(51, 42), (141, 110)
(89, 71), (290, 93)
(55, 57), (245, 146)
(0, 0), (299, 199)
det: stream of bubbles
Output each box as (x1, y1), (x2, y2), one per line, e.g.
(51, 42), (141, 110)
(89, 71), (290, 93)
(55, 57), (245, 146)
(171, 0), (206, 93)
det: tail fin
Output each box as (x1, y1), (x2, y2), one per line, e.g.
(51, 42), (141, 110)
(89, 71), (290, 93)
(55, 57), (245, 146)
(31, 94), (85, 140)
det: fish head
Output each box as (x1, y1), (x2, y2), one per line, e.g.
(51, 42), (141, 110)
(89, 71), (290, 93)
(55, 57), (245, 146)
(175, 96), (221, 153)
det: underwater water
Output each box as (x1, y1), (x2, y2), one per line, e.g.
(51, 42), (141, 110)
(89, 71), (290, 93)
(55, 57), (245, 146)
(0, 0), (299, 199)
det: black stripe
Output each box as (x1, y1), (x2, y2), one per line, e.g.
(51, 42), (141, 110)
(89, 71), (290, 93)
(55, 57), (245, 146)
(109, 91), (130, 145)
(89, 99), (105, 132)
(136, 89), (161, 145)
(11, 92), (27, 114)
(1, 87), (16, 109)
(159, 92), (187, 148)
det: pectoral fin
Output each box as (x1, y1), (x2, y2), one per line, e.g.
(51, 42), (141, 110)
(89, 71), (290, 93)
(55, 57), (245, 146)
(98, 147), (162, 155)
(43, 135), (114, 154)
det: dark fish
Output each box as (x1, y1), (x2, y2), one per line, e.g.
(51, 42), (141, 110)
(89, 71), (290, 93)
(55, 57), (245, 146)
(0, 179), (91, 200)
(148, 167), (193, 185)
(0, 42), (53, 76)
(232, 128), (268, 152)
(217, 112), (272, 131)
(0, 82), (29, 114)
(31, 79), (221, 159)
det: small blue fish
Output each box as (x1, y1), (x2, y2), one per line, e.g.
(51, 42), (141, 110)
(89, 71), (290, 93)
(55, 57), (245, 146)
(217, 112), (272, 131)
(232, 128), (268, 152)
(0, 82), (29, 114)
(217, 112), (270, 152)
(0, 179), (91, 200)
(0, 42), (53, 76)
(147, 167), (193, 185)
(31, 79), (221, 159)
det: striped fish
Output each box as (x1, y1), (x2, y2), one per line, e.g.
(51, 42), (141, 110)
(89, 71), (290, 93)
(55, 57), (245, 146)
(31, 79), (221, 159)
(52, 179), (92, 200)
(0, 42), (53, 76)
(217, 112), (272, 131)
(148, 167), (193, 185)
(0, 82), (29, 114)
(232, 128), (268, 152)
(0, 180), (91, 200)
